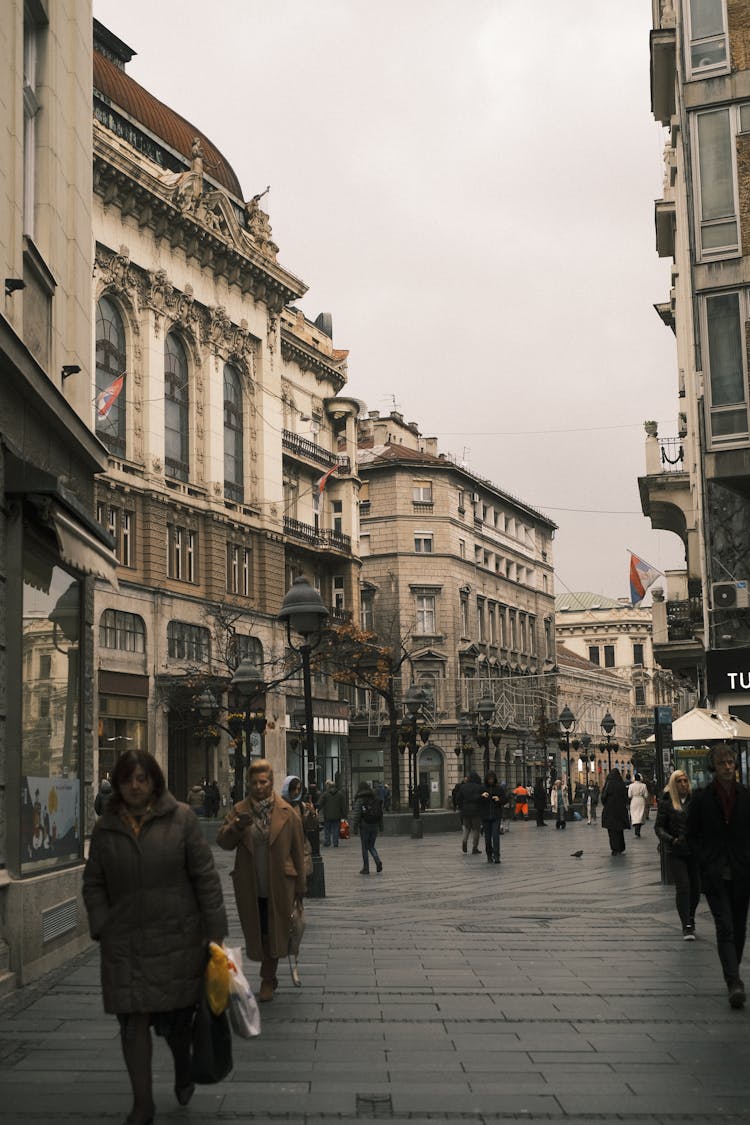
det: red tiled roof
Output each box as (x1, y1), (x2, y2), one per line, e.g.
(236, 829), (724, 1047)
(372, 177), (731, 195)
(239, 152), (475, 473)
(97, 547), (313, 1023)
(93, 50), (244, 200)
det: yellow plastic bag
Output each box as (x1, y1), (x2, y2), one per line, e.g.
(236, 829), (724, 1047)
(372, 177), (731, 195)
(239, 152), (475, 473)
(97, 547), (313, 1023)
(205, 942), (232, 1016)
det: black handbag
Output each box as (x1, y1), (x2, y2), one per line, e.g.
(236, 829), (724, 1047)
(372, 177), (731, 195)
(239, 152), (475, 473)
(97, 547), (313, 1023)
(191, 991), (233, 1084)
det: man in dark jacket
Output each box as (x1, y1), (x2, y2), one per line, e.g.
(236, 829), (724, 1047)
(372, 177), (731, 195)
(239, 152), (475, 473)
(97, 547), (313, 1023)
(318, 780), (347, 847)
(687, 742), (750, 1009)
(457, 771), (483, 854)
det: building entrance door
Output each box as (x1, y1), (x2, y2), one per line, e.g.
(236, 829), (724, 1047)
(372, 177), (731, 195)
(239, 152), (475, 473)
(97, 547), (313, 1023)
(418, 745), (444, 809)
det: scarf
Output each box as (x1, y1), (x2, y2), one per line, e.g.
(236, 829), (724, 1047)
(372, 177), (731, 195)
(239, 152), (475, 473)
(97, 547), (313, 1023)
(249, 794), (274, 832)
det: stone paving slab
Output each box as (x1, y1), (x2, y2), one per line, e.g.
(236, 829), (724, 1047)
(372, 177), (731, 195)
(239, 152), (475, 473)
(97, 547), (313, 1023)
(2, 819), (750, 1123)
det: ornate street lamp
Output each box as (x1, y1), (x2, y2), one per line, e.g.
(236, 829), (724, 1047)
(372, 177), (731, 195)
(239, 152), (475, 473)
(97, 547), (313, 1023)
(230, 660), (265, 802)
(457, 715), (473, 776)
(475, 695), (495, 777)
(403, 684), (428, 835)
(196, 687), (219, 787)
(600, 710), (618, 773)
(278, 576), (328, 896)
(558, 704), (576, 804)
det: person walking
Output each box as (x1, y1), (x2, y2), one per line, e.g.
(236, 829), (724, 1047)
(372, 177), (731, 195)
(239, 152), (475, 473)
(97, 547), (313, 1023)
(83, 750), (227, 1125)
(217, 759), (306, 1004)
(479, 771), (507, 863)
(551, 778), (568, 829)
(589, 782), (600, 823)
(280, 774), (315, 883)
(655, 769), (700, 940)
(351, 781), (383, 874)
(601, 767), (630, 855)
(628, 772), (649, 838)
(687, 742), (750, 1009)
(532, 777), (548, 827)
(317, 779), (347, 847)
(186, 781), (205, 817)
(512, 782), (529, 820)
(457, 771), (483, 854)
(94, 777), (112, 817)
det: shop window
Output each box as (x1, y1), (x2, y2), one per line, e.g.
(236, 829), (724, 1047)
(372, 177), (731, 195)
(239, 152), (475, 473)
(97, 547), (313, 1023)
(99, 609), (145, 653)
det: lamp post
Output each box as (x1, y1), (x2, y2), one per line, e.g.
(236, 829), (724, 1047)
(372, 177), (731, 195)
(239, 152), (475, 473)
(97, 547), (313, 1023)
(402, 684), (427, 836)
(196, 687), (219, 786)
(457, 716), (473, 776)
(600, 711), (618, 773)
(580, 733), (592, 790)
(516, 728), (529, 787)
(230, 660), (266, 802)
(474, 695), (495, 777)
(559, 705), (576, 803)
(278, 575), (329, 897)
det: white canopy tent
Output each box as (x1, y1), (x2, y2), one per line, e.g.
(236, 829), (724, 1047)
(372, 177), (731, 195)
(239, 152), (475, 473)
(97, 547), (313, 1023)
(647, 707), (750, 744)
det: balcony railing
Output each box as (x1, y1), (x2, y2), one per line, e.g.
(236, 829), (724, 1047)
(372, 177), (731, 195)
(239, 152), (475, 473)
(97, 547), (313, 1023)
(283, 517), (351, 553)
(645, 433), (686, 475)
(282, 430), (337, 469)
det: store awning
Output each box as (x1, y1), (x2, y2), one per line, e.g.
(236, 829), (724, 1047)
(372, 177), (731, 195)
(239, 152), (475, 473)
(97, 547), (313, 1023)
(49, 502), (118, 588)
(647, 707), (750, 744)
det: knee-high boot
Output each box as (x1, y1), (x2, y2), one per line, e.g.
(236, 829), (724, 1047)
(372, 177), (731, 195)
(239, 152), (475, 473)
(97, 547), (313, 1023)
(166, 1015), (195, 1104)
(120, 1013), (155, 1123)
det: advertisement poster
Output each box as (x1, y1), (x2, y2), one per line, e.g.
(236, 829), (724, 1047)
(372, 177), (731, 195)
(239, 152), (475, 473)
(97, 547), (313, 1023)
(21, 775), (81, 873)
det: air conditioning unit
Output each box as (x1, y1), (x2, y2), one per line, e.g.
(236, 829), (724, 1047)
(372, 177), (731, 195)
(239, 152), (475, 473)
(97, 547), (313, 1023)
(712, 581), (750, 610)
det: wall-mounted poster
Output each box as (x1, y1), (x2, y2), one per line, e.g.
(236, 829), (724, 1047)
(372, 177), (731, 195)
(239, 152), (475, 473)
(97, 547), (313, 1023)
(20, 775), (81, 874)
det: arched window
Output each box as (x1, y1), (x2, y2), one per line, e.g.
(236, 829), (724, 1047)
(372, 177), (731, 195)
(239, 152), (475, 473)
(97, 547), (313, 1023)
(95, 297), (126, 456)
(165, 333), (189, 481)
(224, 363), (244, 502)
(99, 609), (145, 652)
(232, 634), (263, 668)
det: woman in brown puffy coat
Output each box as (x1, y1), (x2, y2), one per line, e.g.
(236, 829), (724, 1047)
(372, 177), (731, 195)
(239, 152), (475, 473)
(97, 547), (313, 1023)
(217, 759), (306, 1002)
(83, 750), (226, 1125)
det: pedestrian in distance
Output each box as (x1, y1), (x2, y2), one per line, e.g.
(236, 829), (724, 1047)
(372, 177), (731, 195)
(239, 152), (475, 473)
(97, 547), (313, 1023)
(687, 742), (750, 1009)
(628, 772), (649, 838)
(351, 781), (383, 874)
(317, 779), (347, 847)
(186, 780), (205, 817)
(479, 770), (507, 863)
(280, 774), (315, 882)
(457, 771), (483, 854)
(551, 778), (568, 829)
(601, 767), (630, 855)
(589, 782), (600, 822)
(655, 769), (700, 941)
(512, 782), (529, 820)
(532, 777), (548, 826)
(217, 759), (306, 1004)
(83, 750), (227, 1125)
(94, 777), (112, 817)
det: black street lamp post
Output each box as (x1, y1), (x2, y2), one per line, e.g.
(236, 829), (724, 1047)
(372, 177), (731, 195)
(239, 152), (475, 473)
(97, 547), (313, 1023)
(559, 705), (576, 803)
(278, 575), (329, 898)
(230, 660), (266, 803)
(600, 711), (618, 774)
(196, 688), (219, 786)
(475, 695), (495, 777)
(402, 685), (427, 837)
(457, 716), (473, 775)
(516, 728), (529, 787)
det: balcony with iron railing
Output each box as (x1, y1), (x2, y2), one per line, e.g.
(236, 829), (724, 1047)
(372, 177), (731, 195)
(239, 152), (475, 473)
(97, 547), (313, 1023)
(283, 516), (352, 554)
(639, 430), (693, 544)
(282, 429), (338, 469)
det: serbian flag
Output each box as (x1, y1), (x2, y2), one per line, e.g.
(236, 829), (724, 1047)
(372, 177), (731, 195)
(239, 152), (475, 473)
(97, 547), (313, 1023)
(629, 552), (662, 606)
(316, 464), (339, 495)
(96, 374), (125, 419)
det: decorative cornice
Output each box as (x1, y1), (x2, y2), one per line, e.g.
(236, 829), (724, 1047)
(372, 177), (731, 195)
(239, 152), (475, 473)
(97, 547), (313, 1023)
(280, 330), (347, 393)
(93, 127), (307, 312)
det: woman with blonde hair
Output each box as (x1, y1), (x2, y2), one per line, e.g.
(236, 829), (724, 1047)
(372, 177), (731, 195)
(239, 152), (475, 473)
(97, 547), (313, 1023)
(655, 769), (700, 940)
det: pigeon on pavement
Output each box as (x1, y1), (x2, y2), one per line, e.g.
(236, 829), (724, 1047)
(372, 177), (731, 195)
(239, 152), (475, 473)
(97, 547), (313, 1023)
(570, 850), (583, 858)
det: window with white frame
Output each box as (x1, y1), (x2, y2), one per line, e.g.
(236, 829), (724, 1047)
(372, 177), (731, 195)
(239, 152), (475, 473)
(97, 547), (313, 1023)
(477, 598), (485, 642)
(333, 575), (345, 613)
(459, 538), (466, 559)
(460, 594), (469, 637)
(412, 481), (433, 503)
(415, 593), (436, 634)
(226, 542), (251, 596)
(686, 0), (729, 79)
(361, 590), (374, 631)
(693, 105), (746, 259)
(414, 532), (433, 553)
(167, 620), (209, 663)
(332, 499), (343, 534)
(167, 524), (196, 582)
(703, 290), (749, 443)
(97, 501), (134, 568)
(100, 609), (146, 653)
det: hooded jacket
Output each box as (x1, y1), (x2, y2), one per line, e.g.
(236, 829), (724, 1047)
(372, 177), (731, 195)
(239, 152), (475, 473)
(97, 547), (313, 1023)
(456, 772), (483, 818)
(82, 792), (226, 1014)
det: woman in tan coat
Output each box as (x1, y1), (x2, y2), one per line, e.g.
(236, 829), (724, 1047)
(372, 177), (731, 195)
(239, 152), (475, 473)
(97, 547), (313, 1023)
(217, 759), (306, 1002)
(83, 750), (226, 1125)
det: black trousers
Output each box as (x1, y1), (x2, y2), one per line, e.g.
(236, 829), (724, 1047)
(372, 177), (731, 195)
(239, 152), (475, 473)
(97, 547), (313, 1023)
(703, 877), (750, 985)
(670, 853), (700, 929)
(607, 828), (625, 853)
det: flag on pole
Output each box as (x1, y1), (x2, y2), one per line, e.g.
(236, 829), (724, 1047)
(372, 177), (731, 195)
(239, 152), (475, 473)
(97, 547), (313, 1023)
(96, 374), (125, 419)
(629, 552), (662, 606)
(315, 464), (339, 495)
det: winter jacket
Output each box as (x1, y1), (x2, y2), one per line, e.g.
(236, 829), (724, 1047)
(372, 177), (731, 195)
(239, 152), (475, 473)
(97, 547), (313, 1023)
(600, 774), (630, 832)
(655, 794), (692, 857)
(532, 781), (547, 811)
(687, 781), (750, 894)
(82, 792), (226, 1015)
(456, 773), (483, 818)
(351, 785), (383, 834)
(551, 785), (568, 815)
(478, 782), (507, 821)
(317, 785), (348, 822)
(216, 795), (306, 961)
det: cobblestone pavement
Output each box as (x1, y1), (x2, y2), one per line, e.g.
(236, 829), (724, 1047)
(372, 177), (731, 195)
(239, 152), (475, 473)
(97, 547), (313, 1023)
(1, 817), (748, 1123)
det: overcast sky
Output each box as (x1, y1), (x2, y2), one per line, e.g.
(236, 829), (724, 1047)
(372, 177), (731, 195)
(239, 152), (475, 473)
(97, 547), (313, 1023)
(94, 0), (683, 601)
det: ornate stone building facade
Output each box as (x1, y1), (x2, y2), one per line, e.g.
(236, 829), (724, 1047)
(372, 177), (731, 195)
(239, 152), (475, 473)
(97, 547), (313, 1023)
(640, 0), (750, 718)
(91, 22), (359, 801)
(352, 411), (557, 805)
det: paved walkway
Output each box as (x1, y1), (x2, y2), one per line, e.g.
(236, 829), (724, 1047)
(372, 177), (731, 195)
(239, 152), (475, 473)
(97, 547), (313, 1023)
(1, 817), (748, 1123)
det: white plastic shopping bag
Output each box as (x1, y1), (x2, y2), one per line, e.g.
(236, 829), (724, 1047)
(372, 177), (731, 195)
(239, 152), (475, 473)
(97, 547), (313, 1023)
(225, 946), (261, 1038)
